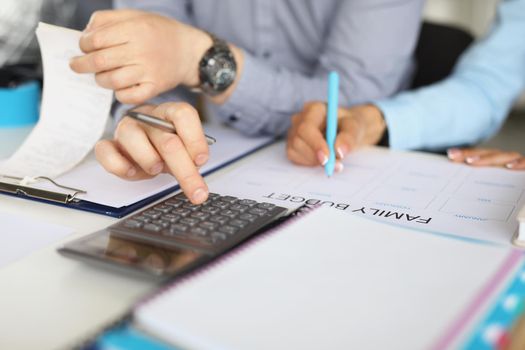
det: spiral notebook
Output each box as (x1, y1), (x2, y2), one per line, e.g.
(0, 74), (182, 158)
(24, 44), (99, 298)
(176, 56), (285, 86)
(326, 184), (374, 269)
(512, 204), (525, 247)
(132, 207), (522, 350)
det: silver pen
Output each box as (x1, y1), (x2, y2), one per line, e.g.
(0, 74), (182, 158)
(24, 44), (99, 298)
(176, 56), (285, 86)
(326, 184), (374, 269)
(126, 110), (217, 145)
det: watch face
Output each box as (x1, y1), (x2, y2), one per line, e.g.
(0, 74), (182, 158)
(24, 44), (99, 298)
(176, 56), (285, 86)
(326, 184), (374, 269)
(214, 60), (236, 90)
(200, 48), (237, 94)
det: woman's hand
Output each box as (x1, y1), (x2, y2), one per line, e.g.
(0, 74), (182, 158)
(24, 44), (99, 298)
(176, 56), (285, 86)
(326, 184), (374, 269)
(447, 148), (525, 170)
(95, 102), (210, 204)
(286, 102), (386, 171)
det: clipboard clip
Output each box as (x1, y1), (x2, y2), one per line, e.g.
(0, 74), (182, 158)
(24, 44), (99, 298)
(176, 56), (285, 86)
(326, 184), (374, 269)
(0, 175), (86, 204)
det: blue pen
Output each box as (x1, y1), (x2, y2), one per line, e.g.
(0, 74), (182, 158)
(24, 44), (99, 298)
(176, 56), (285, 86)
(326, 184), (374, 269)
(325, 71), (339, 177)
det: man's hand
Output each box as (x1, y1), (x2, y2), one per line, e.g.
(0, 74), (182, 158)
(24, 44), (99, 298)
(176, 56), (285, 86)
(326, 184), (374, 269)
(447, 148), (525, 170)
(95, 102), (210, 204)
(69, 10), (213, 105)
(286, 102), (386, 171)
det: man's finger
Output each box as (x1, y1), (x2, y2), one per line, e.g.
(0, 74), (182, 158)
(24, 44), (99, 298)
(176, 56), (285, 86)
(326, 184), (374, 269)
(94, 139), (150, 180)
(148, 128), (209, 204)
(95, 64), (143, 90)
(79, 19), (136, 53)
(85, 9), (143, 32)
(70, 44), (134, 74)
(115, 117), (165, 176)
(115, 83), (156, 105)
(152, 103), (209, 167)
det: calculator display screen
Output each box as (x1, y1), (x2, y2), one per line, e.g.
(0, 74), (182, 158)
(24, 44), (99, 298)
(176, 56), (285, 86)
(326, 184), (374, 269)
(59, 229), (206, 278)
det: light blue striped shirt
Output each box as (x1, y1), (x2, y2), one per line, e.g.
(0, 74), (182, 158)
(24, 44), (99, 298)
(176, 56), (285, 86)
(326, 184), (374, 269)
(375, 0), (525, 151)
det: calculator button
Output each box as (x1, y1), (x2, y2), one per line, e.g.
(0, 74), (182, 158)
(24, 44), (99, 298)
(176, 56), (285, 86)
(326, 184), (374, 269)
(256, 203), (275, 210)
(133, 215), (150, 223)
(172, 208), (191, 217)
(152, 220), (170, 228)
(220, 209), (238, 219)
(143, 223), (162, 232)
(143, 210), (161, 219)
(182, 203), (200, 211)
(207, 193), (221, 200)
(230, 204), (249, 212)
(249, 208), (267, 216)
(190, 212), (210, 220)
(211, 232), (228, 241)
(190, 227), (208, 236)
(210, 215), (229, 225)
(219, 195), (237, 203)
(229, 219), (248, 228)
(123, 219), (142, 229)
(162, 214), (180, 223)
(168, 223), (188, 234)
(218, 225), (238, 235)
(174, 192), (189, 200)
(212, 201), (230, 210)
(153, 204), (172, 213)
(165, 199), (183, 208)
(179, 218), (200, 226)
(239, 213), (258, 222)
(201, 206), (221, 215)
(238, 199), (257, 206)
(199, 222), (218, 230)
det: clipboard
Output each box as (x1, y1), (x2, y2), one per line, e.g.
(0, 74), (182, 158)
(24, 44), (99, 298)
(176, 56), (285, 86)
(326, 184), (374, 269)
(0, 137), (275, 218)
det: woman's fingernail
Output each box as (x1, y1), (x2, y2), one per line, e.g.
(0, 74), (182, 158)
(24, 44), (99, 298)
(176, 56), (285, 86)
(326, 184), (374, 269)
(126, 167), (137, 177)
(447, 148), (461, 160)
(192, 188), (208, 204)
(335, 162), (344, 173)
(150, 162), (164, 175)
(317, 151), (328, 166)
(465, 156), (479, 164)
(337, 145), (348, 160)
(506, 161), (517, 169)
(195, 153), (208, 167)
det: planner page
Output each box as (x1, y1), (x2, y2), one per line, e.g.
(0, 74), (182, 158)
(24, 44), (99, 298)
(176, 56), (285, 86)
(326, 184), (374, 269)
(209, 142), (525, 245)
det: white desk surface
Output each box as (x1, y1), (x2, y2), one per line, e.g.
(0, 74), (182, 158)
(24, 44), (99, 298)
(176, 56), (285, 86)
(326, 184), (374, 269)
(0, 116), (522, 349)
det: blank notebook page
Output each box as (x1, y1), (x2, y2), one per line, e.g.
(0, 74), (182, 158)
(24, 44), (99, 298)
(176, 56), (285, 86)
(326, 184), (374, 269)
(134, 207), (520, 350)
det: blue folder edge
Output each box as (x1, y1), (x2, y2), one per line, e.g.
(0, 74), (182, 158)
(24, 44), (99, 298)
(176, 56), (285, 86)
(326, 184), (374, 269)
(2, 139), (275, 218)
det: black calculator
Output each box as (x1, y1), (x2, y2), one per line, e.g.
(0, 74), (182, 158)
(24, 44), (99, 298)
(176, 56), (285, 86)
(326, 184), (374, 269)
(59, 192), (291, 279)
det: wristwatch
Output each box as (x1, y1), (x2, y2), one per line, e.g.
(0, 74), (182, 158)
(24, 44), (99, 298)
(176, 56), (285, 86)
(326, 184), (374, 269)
(198, 33), (237, 96)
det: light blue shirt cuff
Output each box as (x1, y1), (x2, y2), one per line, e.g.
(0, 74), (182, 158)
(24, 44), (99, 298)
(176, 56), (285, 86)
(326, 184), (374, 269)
(375, 98), (424, 151)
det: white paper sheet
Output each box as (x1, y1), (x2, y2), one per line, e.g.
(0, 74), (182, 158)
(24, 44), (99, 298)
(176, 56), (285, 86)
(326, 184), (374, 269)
(209, 143), (525, 245)
(33, 121), (273, 208)
(0, 23), (112, 178)
(0, 211), (73, 268)
(135, 208), (520, 350)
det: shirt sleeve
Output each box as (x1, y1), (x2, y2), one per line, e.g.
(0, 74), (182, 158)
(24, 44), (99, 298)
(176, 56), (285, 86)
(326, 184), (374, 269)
(113, 0), (193, 24)
(216, 0), (424, 136)
(375, 0), (525, 151)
